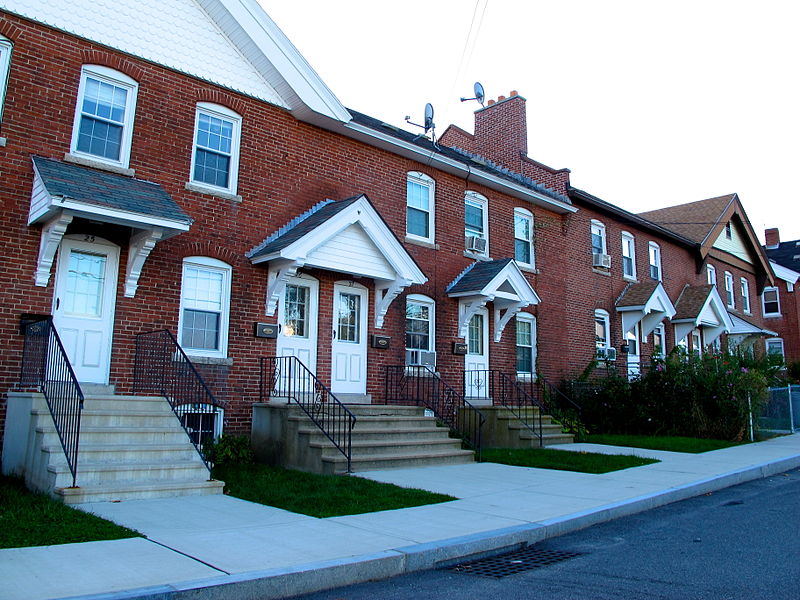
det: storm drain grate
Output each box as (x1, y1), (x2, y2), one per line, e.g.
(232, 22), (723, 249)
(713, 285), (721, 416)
(449, 546), (583, 578)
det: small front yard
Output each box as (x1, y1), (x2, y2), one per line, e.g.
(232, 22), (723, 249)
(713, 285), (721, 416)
(582, 434), (743, 454)
(0, 476), (140, 549)
(479, 447), (658, 474)
(214, 463), (455, 518)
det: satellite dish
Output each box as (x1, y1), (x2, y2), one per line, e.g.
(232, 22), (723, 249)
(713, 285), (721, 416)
(473, 82), (485, 106)
(424, 103), (434, 132)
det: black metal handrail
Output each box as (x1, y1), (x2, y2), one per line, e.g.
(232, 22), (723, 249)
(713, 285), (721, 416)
(133, 330), (224, 472)
(463, 369), (544, 446)
(260, 356), (356, 472)
(19, 317), (84, 487)
(385, 365), (485, 456)
(535, 376), (582, 417)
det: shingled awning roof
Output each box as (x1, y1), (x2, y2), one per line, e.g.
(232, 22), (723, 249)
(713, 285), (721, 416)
(28, 157), (192, 296)
(447, 258), (540, 341)
(672, 284), (733, 345)
(615, 280), (676, 336)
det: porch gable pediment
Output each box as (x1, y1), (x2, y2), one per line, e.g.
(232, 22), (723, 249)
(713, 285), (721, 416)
(616, 281), (676, 337)
(672, 285), (733, 344)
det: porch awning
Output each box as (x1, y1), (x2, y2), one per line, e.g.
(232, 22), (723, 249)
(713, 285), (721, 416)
(247, 194), (427, 328)
(727, 312), (778, 348)
(616, 281), (676, 337)
(446, 258), (540, 341)
(29, 157), (192, 296)
(672, 284), (733, 345)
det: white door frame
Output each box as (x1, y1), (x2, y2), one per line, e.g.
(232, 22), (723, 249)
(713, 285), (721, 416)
(331, 281), (368, 395)
(52, 235), (119, 384)
(276, 273), (319, 372)
(626, 322), (641, 380)
(464, 306), (490, 402)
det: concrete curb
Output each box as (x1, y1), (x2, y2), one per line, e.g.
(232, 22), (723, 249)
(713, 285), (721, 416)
(61, 451), (800, 600)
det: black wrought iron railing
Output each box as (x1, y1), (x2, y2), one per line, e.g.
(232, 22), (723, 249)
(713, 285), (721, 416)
(19, 316), (84, 488)
(463, 369), (545, 446)
(385, 365), (485, 456)
(260, 356), (356, 472)
(133, 330), (224, 472)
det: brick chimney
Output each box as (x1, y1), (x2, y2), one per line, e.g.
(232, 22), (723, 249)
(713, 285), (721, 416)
(765, 228), (780, 248)
(473, 90), (527, 172)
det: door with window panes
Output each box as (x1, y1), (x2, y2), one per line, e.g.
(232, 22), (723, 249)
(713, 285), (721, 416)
(331, 283), (368, 394)
(464, 307), (490, 401)
(276, 275), (319, 374)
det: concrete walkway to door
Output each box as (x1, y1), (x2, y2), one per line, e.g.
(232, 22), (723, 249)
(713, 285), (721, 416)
(3, 433), (800, 600)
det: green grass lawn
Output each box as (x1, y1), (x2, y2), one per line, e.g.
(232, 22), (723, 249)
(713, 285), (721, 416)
(582, 434), (743, 453)
(214, 463), (455, 518)
(0, 476), (140, 549)
(480, 447), (657, 474)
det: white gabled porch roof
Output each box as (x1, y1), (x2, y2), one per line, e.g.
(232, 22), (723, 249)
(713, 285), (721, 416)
(616, 281), (676, 337)
(446, 259), (540, 341)
(672, 284), (733, 345)
(247, 194), (426, 328)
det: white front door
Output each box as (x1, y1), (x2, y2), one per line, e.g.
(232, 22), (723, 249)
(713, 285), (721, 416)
(276, 274), (319, 371)
(464, 307), (490, 401)
(52, 236), (119, 384)
(331, 283), (368, 395)
(626, 323), (641, 380)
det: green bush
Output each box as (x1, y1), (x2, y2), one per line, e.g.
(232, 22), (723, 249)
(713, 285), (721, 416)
(204, 434), (254, 466)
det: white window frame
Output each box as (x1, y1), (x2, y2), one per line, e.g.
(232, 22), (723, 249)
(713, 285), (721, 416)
(70, 65), (138, 168)
(406, 171), (435, 243)
(514, 207), (535, 267)
(725, 222), (733, 239)
(740, 277), (751, 314)
(691, 329), (702, 354)
(515, 313), (537, 378)
(0, 37), (12, 122)
(621, 231), (636, 280)
(590, 219), (607, 256)
(594, 309), (611, 350)
(464, 191), (489, 255)
(706, 264), (716, 286)
(648, 242), (662, 281)
(724, 271), (735, 308)
(405, 294), (435, 353)
(178, 256), (232, 359)
(189, 102), (242, 195)
(766, 338), (785, 362)
(762, 286), (781, 317)
(652, 324), (666, 358)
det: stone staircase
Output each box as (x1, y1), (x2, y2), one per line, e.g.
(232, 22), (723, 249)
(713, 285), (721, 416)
(6, 392), (223, 504)
(480, 406), (574, 448)
(252, 403), (475, 475)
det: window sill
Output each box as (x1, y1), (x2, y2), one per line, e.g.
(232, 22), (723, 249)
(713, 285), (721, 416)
(763, 314), (782, 319)
(0, 137), (6, 147)
(517, 264), (539, 274)
(185, 181), (243, 202)
(516, 374), (537, 382)
(623, 276), (638, 283)
(183, 355), (233, 366)
(592, 268), (611, 276)
(464, 250), (491, 261)
(64, 153), (135, 177)
(405, 236), (439, 250)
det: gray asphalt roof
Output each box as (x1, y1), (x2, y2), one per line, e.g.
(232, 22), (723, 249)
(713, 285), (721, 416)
(447, 258), (514, 294)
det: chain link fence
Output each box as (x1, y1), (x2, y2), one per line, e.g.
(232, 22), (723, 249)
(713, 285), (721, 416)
(760, 385), (800, 434)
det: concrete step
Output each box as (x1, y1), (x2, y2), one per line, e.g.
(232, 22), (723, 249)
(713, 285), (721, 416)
(297, 425), (449, 442)
(313, 437), (464, 459)
(56, 478), (224, 504)
(289, 413), (436, 429)
(81, 395), (173, 411)
(36, 425), (189, 445)
(48, 459), (209, 487)
(41, 442), (200, 464)
(325, 447), (475, 473)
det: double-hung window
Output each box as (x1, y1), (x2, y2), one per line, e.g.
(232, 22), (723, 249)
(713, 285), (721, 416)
(515, 314), (537, 377)
(178, 257), (232, 358)
(464, 192), (488, 255)
(740, 278), (751, 314)
(648, 242), (662, 281)
(590, 220), (607, 256)
(405, 295), (434, 352)
(514, 208), (534, 267)
(406, 172), (435, 242)
(71, 65), (138, 168)
(595, 309), (611, 351)
(766, 338), (785, 362)
(652, 324), (666, 358)
(724, 272), (735, 308)
(706, 264), (716, 285)
(190, 103), (241, 195)
(0, 37), (12, 123)
(621, 232), (636, 279)
(762, 287), (780, 316)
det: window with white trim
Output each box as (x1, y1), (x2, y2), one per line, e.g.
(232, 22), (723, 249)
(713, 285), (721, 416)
(740, 277), (751, 314)
(405, 294), (435, 352)
(590, 220), (607, 255)
(706, 264), (716, 286)
(648, 242), (662, 281)
(515, 314), (537, 376)
(691, 329), (702, 354)
(652, 324), (666, 358)
(190, 103), (241, 194)
(725, 222), (732, 239)
(595, 309), (611, 350)
(762, 287), (781, 316)
(514, 208), (534, 267)
(178, 257), (232, 358)
(406, 172), (434, 242)
(621, 231), (636, 279)
(724, 271), (735, 308)
(0, 37), (12, 122)
(71, 65), (138, 168)
(766, 338), (785, 362)
(464, 191), (488, 254)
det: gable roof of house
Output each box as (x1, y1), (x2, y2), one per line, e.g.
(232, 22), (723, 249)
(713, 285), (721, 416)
(765, 240), (800, 272)
(672, 284), (717, 321)
(447, 259), (516, 295)
(615, 281), (661, 308)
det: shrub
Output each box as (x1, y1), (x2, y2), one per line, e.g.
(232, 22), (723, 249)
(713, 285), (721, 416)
(204, 434), (254, 466)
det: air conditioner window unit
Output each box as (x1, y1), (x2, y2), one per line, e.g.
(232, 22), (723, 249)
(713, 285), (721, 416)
(596, 347), (617, 361)
(592, 253), (611, 268)
(466, 235), (487, 253)
(406, 349), (436, 367)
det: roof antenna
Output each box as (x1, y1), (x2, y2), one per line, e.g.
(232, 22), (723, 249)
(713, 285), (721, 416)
(460, 82), (486, 107)
(405, 103), (438, 148)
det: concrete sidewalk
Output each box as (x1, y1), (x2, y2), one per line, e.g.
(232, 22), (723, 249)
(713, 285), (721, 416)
(4, 434), (800, 600)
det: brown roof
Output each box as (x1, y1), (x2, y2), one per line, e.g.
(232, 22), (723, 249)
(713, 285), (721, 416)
(616, 281), (660, 308)
(673, 284), (715, 320)
(638, 194), (735, 244)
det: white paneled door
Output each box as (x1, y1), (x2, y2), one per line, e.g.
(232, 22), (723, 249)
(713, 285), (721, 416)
(331, 283), (368, 395)
(464, 307), (490, 401)
(52, 237), (119, 384)
(276, 275), (319, 372)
